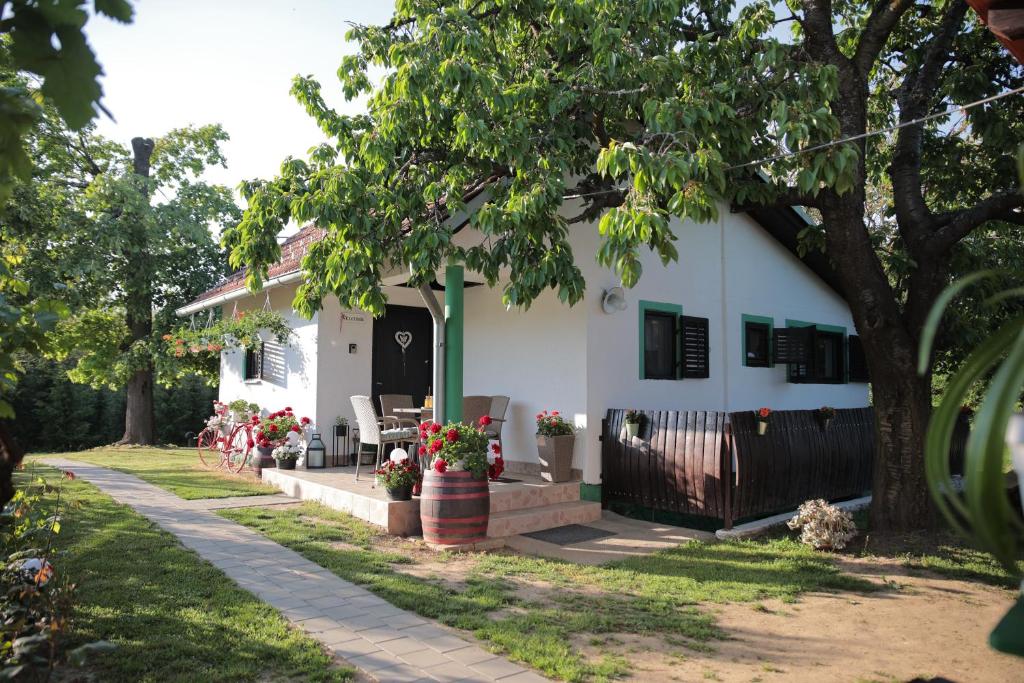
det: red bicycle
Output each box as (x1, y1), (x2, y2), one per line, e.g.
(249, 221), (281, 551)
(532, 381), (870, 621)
(197, 402), (254, 473)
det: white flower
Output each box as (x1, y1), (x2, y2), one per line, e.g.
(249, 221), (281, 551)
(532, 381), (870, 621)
(787, 499), (857, 550)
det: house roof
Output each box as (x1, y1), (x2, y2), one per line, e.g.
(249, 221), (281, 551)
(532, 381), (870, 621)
(184, 206), (844, 311)
(967, 1), (1024, 65)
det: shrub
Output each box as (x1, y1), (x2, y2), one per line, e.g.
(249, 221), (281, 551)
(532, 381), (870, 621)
(419, 421), (490, 477)
(787, 499), (857, 550)
(375, 458), (421, 489)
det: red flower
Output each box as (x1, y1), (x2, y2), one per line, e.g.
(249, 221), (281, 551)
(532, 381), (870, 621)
(446, 428), (458, 443)
(251, 415), (260, 424)
(269, 424), (278, 432)
(429, 439), (443, 454)
(433, 458), (448, 473)
(757, 407), (771, 419)
(247, 439), (255, 448)
(300, 417), (310, 425)
(430, 422), (442, 434)
(551, 410), (560, 416)
(491, 443), (501, 455)
(536, 413), (544, 420)
(285, 406), (293, 411)
(418, 445), (427, 456)
(479, 415), (492, 426)
(62, 470), (76, 481)
(290, 425), (300, 433)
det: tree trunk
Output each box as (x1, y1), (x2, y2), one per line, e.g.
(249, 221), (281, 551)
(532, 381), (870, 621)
(118, 138), (156, 445)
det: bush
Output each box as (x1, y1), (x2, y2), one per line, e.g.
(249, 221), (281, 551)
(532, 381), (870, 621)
(787, 499), (858, 550)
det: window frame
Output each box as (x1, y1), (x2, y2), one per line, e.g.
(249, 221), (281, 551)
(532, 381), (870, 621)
(638, 300), (682, 380)
(782, 320), (847, 385)
(243, 342), (265, 381)
(741, 314), (774, 368)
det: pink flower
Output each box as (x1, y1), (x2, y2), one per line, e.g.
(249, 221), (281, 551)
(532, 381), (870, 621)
(479, 415), (492, 426)
(551, 410), (559, 416)
(433, 458), (448, 473)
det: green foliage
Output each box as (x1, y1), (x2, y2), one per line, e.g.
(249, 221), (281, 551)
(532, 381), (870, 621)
(535, 409), (575, 437)
(423, 420), (490, 477)
(919, 273), (1024, 576)
(163, 308), (292, 382)
(0, 1), (134, 201)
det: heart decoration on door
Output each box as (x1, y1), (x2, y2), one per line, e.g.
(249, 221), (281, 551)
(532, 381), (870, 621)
(395, 331), (412, 374)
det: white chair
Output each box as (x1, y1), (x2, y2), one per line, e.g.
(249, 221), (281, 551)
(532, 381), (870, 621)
(350, 395), (417, 481)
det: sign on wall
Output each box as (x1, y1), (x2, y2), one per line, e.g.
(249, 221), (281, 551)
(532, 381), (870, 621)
(339, 310), (366, 332)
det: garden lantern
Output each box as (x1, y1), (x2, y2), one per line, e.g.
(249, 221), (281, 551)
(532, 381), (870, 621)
(306, 432), (326, 469)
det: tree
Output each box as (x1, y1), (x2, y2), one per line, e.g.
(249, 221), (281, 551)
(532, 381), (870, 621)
(4, 114), (238, 444)
(227, 0), (1024, 530)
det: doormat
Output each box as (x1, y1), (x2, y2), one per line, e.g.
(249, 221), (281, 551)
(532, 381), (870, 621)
(522, 524), (615, 546)
(491, 477), (521, 483)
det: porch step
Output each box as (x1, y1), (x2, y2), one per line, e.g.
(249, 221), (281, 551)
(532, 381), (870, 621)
(487, 500), (602, 538)
(489, 479), (582, 513)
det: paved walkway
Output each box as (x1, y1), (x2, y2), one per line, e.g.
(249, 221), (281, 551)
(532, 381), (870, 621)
(44, 459), (546, 683)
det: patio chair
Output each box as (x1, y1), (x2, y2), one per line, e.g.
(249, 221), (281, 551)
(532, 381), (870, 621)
(350, 395), (417, 482)
(462, 396), (492, 428)
(483, 395), (509, 453)
(379, 394), (421, 430)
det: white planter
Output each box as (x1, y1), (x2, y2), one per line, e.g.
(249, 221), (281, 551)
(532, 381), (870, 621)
(625, 422), (639, 439)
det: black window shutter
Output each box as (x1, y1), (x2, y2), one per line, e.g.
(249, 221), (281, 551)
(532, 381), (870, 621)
(679, 315), (710, 378)
(848, 334), (869, 382)
(772, 326), (814, 365)
(256, 342), (265, 379)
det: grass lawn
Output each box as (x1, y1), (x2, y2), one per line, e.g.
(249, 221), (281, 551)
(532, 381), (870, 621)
(19, 463), (351, 682)
(220, 502), (879, 682)
(33, 446), (277, 499)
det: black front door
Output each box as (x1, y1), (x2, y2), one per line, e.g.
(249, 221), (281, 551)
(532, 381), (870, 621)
(371, 304), (433, 413)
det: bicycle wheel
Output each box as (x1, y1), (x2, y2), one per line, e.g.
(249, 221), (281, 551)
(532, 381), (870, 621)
(227, 424), (254, 473)
(197, 428), (220, 468)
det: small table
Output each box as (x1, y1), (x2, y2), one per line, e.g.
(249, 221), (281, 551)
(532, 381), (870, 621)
(391, 407), (433, 422)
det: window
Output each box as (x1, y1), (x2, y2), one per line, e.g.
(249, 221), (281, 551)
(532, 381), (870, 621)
(848, 335), (869, 382)
(643, 310), (677, 379)
(244, 342), (264, 381)
(773, 323), (846, 384)
(744, 320), (771, 367)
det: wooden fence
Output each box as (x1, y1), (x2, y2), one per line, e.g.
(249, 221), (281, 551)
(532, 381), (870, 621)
(601, 407), (964, 528)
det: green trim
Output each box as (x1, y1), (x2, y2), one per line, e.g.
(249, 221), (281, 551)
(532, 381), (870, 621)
(741, 314), (774, 367)
(580, 483), (602, 503)
(638, 300), (683, 380)
(444, 264), (464, 422)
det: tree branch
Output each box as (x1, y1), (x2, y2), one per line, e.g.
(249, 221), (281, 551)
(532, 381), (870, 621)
(889, 0), (969, 244)
(799, 0), (847, 66)
(930, 191), (1024, 253)
(853, 0), (916, 76)
(729, 186), (821, 213)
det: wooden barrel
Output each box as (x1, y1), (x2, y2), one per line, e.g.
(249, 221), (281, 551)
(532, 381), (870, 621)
(419, 470), (490, 545)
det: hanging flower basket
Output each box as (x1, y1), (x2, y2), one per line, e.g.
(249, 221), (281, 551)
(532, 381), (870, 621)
(755, 407), (771, 435)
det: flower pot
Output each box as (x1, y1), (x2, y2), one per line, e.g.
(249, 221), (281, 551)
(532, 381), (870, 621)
(420, 470), (489, 546)
(385, 483), (413, 501)
(820, 417), (832, 431)
(537, 434), (575, 482)
(276, 458), (296, 470)
(254, 445), (276, 477)
(757, 421), (768, 436)
(625, 422), (640, 439)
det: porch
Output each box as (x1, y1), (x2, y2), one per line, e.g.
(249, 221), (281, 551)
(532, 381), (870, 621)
(261, 465), (600, 540)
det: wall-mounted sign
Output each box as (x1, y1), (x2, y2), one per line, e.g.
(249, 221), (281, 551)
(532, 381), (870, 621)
(339, 311), (366, 331)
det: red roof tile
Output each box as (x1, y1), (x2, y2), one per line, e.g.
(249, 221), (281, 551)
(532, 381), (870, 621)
(186, 225), (326, 307)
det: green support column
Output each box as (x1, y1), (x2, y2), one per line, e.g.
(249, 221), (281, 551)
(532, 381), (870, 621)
(444, 263), (464, 423)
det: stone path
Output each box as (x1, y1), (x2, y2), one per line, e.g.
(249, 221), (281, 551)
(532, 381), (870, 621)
(44, 458), (546, 683)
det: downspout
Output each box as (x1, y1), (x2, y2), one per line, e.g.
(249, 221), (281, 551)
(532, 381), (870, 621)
(418, 281), (445, 425)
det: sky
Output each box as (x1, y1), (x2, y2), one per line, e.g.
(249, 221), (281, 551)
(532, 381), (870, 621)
(84, 0), (396, 202)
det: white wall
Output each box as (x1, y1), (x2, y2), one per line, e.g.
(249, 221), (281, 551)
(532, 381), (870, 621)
(218, 283), (319, 424)
(723, 212), (867, 412)
(462, 284), (589, 470)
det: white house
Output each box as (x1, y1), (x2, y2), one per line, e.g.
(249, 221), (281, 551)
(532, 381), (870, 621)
(178, 202), (869, 502)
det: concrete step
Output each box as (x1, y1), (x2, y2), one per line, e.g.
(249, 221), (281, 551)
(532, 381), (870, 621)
(487, 500), (602, 538)
(488, 479), (581, 513)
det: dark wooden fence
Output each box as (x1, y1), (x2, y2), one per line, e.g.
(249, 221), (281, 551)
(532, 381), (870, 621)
(601, 407), (966, 528)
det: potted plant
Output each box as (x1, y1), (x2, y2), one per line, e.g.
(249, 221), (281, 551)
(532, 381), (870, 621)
(228, 399), (259, 423)
(755, 407), (771, 435)
(817, 406), (836, 430)
(624, 409), (643, 439)
(272, 443), (301, 470)
(535, 410), (575, 482)
(375, 457), (421, 501)
(418, 419), (493, 546)
(252, 407), (311, 476)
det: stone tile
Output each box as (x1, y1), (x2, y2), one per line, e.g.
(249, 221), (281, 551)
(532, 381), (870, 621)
(343, 614), (387, 632)
(294, 615), (338, 633)
(445, 646), (499, 666)
(331, 638), (382, 659)
(346, 649), (404, 673)
(379, 635), (430, 656)
(358, 626), (406, 644)
(399, 647), (453, 669)
(319, 626), (361, 646)
(423, 633), (475, 654)
(497, 671), (548, 683)
(423, 661), (489, 682)
(468, 657), (525, 680)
